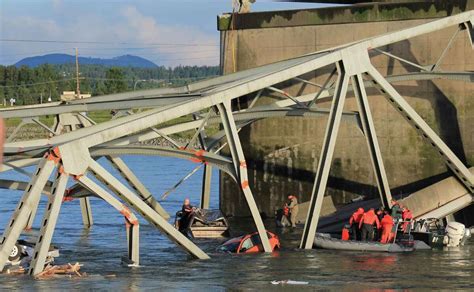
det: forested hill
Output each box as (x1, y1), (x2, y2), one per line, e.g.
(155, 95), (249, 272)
(15, 54), (158, 68)
(0, 63), (220, 106)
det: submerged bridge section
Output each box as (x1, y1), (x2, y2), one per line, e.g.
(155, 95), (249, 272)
(0, 11), (473, 276)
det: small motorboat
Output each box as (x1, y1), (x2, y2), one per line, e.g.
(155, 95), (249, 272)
(175, 208), (230, 238)
(411, 219), (472, 248)
(313, 233), (430, 253)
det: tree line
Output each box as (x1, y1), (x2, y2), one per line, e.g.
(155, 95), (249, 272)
(0, 64), (220, 106)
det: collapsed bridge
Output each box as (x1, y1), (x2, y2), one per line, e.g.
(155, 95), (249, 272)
(0, 10), (473, 276)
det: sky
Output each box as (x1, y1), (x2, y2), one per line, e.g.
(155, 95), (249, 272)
(0, 0), (332, 67)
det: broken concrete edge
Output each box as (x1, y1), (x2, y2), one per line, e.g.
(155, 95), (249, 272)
(217, 1), (474, 31)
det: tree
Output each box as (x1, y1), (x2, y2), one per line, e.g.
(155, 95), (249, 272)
(104, 67), (128, 94)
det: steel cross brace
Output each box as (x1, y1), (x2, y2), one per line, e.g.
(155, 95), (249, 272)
(77, 175), (140, 265)
(192, 113), (213, 209)
(216, 100), (272, 253)
(351, 73), (392, 208)
(106, 156), (170, 219)
(366, 65), (474, 193)
(25, 113), (93, 230)
(29, 168), (69, 276)
(86, 158), (209, 259)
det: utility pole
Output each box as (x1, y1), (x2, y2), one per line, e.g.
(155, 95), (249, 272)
(75, 48), (80, 98)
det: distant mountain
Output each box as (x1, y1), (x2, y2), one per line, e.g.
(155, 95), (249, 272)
(15, 54), (158, 68)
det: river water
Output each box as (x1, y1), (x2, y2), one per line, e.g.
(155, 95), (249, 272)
(0, 156), (472, 290)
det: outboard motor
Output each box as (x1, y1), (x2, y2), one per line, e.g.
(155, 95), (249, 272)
(461, 227), (472, 246)
(444, 222), (467, 247)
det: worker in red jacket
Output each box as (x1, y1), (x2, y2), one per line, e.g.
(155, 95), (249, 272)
(401, 207), (413, 232)
(349, 207), (364, 240)
(380, 213), (394, 244)
(359, 208), (381, 241)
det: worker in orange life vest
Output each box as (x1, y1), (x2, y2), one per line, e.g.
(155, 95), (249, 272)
(380, 213), (394, 244)
(349, 207), (364, 240)
(341, 224), (350, 241)
(359, 208), (381, 241)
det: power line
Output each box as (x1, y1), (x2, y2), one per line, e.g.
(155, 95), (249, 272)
(0, 76), (219, 88)
(0, 39), (219, 47)
(0, 78), (77, 88)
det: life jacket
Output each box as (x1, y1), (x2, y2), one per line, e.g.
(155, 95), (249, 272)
(283, 206), (289, 216)
(349, 208), (364, 225)
(381, 214), (393, 229)
(402, 209), (413, 220)
(360, 210), (381, 229)
(341, 227), (350, 241)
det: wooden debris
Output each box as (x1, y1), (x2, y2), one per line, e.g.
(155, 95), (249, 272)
(5, 266), (25, 275)
(34, 262), (84, 280)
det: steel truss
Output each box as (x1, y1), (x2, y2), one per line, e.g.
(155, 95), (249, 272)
(0, 11), (473, 274)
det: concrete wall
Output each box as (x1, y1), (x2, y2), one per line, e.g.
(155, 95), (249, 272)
(218, 2), (474, 217)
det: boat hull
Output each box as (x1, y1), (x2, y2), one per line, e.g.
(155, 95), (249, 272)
(190, 226), (229, 238)
(314, 234), (414, 253)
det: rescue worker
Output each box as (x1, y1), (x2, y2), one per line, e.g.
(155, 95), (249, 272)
(359, 208), (381, 241)
(178, 198), (195, 233)
(375, 207), (385, 241)
(287, 195), (299, 228)
(349, 207), (364, 240)
(390, 199), (403, 222)
(276, 205), (291, 227)
(341, 224), (351, 241)
(380, 213), (394, 244)
(401, 206), (413, 232)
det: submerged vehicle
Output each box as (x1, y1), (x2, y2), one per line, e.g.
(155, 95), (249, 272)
(174, 208), (230, 238)
(6, 239), (59, 267)
(411, 219), (472, 248)
(313, 233), (430, 253)
(217, 231), (280, 254)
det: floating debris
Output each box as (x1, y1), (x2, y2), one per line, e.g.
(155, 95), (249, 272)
(34, 262), (84, 280)
(5, 266), (25, 276)
(271, 280), (309, 285)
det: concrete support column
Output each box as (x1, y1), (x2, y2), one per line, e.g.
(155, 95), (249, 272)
(126, 221), (139, 265)
(79, 197), (93, 228)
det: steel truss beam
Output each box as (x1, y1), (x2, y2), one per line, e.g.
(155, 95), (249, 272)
(0, 11), (473, 274)
(300, 61), (350, 249)
(366, 66), (474, 192)
(29, 169), (68, 276)
(0, 156), (57, 271)
(86, 158), (209, 259)
(351, 73), (392, 208)
(77, 175), (140, 265)
(106, 156), (169, 219)
(217, 101), (272, 252)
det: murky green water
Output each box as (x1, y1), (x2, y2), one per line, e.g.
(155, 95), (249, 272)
(0, 157), (472, 290)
